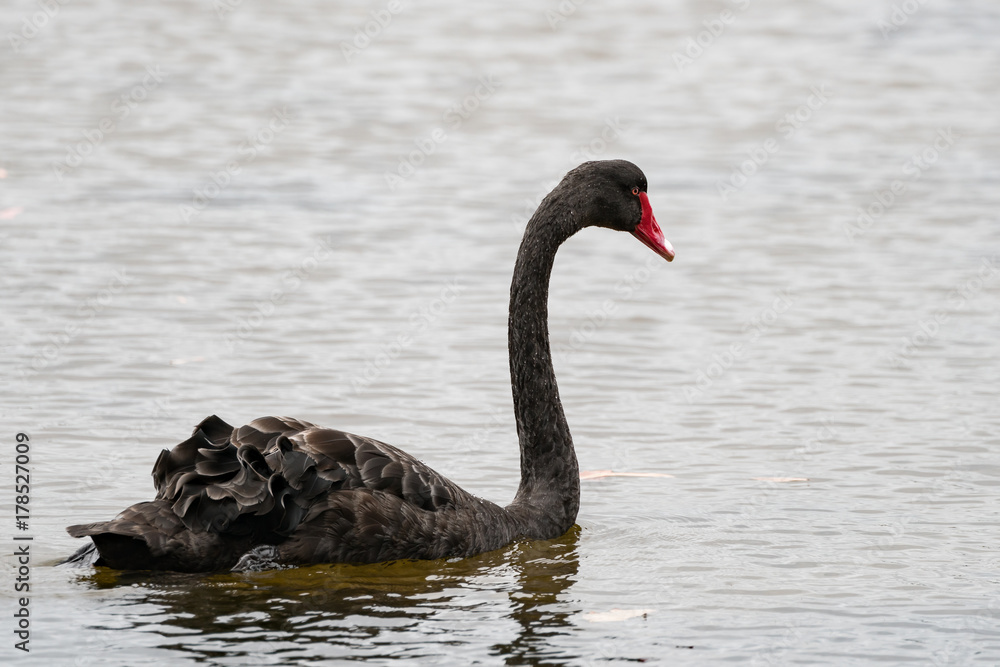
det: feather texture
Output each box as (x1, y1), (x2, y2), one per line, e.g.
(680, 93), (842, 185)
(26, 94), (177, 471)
(64, 160), (668, 572)
(68, 415), (518, 570)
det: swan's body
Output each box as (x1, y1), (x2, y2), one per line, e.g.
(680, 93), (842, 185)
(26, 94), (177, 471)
(66, 160), (674, 572)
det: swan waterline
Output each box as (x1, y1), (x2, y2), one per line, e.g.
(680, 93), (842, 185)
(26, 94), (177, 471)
(65, 159), (674, 572)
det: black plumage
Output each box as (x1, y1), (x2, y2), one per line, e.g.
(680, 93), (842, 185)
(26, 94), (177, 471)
(65, 160), (674, 571)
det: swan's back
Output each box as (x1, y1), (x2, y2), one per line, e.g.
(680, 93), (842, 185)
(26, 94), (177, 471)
(68, 416), (512, 571)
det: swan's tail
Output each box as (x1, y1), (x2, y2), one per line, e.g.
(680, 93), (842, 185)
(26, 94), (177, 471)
(66, 499), (248, 572)
(60, 539), (100, 567)
(60, 527), (158, 571)
(66, 503), (178, 571)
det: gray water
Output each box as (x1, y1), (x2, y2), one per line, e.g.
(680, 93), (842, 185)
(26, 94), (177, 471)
(2, 0), (999, 664)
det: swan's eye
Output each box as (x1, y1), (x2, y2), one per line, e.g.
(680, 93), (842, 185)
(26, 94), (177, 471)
(631, 187), (640, 196)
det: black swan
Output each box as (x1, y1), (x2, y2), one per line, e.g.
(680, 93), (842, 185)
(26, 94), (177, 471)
(65, 159), (674, 572)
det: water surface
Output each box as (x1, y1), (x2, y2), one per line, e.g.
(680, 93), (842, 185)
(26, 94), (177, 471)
(2, 0), (999, 664)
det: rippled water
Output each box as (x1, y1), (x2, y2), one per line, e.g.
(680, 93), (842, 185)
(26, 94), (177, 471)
(2, 0), (999, 664)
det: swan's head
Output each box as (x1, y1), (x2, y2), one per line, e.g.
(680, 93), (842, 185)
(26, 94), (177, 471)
(564, 160), (675, 262)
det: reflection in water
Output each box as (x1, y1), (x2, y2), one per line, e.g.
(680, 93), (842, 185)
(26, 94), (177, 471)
(72, 527), (580, 665)
(490, 528), (580, 666)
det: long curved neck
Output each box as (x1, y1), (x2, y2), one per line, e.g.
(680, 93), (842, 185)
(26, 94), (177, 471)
(506, 195), (580, 539)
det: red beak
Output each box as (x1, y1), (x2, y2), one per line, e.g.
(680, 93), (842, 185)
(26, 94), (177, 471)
(632, 192), (674, 262)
